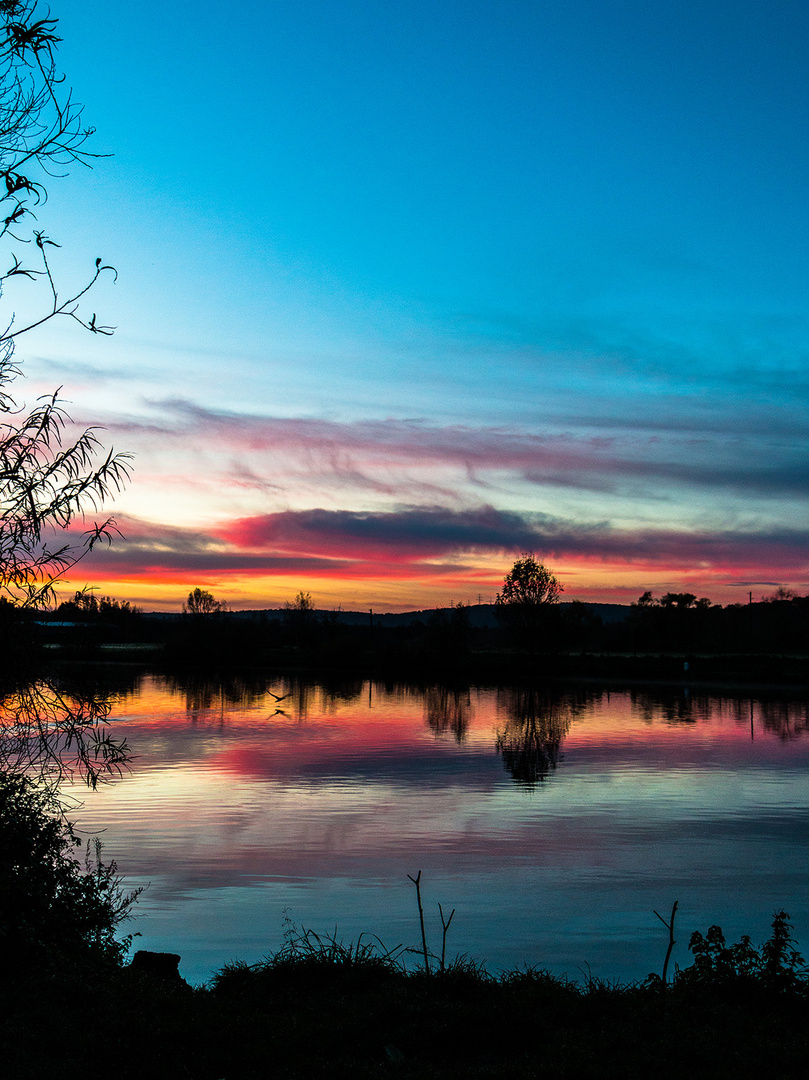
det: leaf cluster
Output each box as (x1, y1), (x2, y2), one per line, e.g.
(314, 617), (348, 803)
(678, 911), (807, 992)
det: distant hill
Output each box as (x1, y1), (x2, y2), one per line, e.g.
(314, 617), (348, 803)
(204, 601), (631, 629)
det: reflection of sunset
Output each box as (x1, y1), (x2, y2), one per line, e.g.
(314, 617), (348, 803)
(108, 677), (809, 764)
(70, 675), (809, 986)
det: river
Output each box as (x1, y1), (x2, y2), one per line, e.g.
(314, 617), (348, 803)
(64, 671), (809, 987)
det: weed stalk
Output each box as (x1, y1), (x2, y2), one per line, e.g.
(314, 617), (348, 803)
(653, 900), (678, 990)
(438, 902), (455, 973)
(407, 870), (430, 974)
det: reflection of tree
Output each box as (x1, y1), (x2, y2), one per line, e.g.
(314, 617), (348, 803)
(756, 700), (809, 741)
(318, 676), (365, 710)
(425, 686), (472, 743)
(158, 672), (281, 719)
(630, 689), (705, 726)
(629, 689), (809, 742)
(0, 674), (126, 789)
(495, 687), (590, 786)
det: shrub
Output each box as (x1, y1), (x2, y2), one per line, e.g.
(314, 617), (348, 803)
(0, 770), (140, 973)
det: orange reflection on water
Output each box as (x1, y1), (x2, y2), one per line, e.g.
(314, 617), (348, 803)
(65, 674), (809, 987)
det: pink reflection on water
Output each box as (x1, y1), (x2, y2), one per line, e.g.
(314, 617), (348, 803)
(67, 676), (809, 985)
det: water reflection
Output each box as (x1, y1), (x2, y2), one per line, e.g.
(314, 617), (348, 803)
(156, 671), (280, 717)
(757, 699), (809, 740)
(424, 686), (472, 743)
(65, 671), (809, 987)
(494, 686), (606, 785)
(496, 688), (570, 785)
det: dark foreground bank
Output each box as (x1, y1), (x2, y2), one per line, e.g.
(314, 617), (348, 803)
(5, 916), (809, 1080)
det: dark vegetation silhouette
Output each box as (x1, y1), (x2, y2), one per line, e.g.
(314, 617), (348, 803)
(0, 4), (130, 612)
(184, 587), (225, 615)
(35, 557), (807, 681)
(0, 0), (130, 788)
(495, 552), (562, 652)
(40, 577), (806, 683)
(4, 871), (809, 1078)
(0, 0), (137, 1030)
(0, 769), (140, 977)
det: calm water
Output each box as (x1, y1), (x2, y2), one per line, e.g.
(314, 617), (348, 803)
(65, 672), (809, 986)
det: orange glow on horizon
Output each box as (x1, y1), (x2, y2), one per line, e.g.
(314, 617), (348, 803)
(56, 552), (798, 613)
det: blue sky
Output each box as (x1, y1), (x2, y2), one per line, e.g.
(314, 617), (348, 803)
(13, 0), (808, 608)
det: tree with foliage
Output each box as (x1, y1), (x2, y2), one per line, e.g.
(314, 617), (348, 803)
(56, 588), (141, 622)
(497, 554), (562, 608)
(495, 553), (562, 650)
(1, 674), (128, 788)
(184, 587), (225, 615)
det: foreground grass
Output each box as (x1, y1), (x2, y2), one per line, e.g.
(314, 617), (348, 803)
(5, 920), (809, 1079)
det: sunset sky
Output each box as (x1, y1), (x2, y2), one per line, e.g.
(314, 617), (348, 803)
(14, 0), (809, 610)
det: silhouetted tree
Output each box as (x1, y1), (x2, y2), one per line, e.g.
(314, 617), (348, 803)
(0, 2), (129, 609)
(56, 589), (141, 622)
(495, 553), (562, 650)
(0, 673), (128, 788)
(184, 587), (225, 615)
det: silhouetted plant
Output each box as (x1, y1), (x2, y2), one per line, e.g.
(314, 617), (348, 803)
(652, 900), (678, 990)
(0, 769), (140, 973)
(0, 2), (130, 611)
(680, 910), (807, 991)
(408, 870), (431, 974)
(183, 587), (225, 615)
(0, 673), (129, 788)
(55, 589), (141, 623)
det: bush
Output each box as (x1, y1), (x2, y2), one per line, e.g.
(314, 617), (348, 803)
(0, 770), (140, 974)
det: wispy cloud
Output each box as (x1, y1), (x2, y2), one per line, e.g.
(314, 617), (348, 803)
(79, 397), (809, 504)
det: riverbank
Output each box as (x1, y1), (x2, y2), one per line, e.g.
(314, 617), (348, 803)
(5, 921), (809, 1079)
(42, 642), (809, 690)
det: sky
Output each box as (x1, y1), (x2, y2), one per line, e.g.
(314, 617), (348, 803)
(9, 0), (809, 610)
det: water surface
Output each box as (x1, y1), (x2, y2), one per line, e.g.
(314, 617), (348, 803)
(66, 673), (809, 986)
